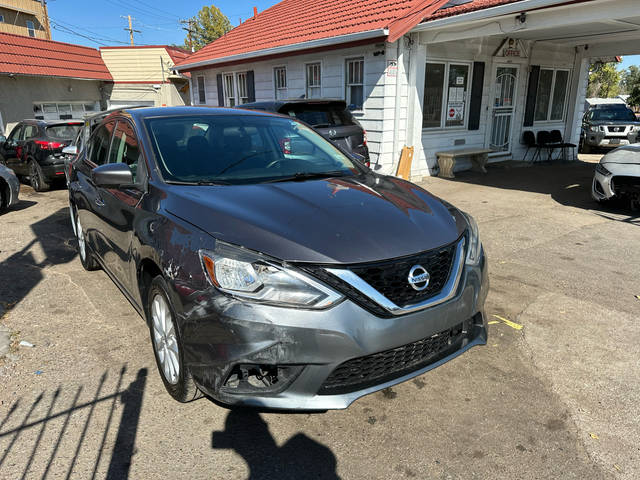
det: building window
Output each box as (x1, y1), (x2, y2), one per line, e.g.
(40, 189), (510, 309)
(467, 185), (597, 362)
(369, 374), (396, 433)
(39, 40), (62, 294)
(0, 15), (5, 23)
(222, 73), (236, 106)
(274, 67), (287, 100)
(345, 58), (364, 109)
(306, 63), (321, 99)
(196, 76), (206, 104)
(26, 20), (36, 37)
(236, 72), (249, 104)
(534, 68), (570, 122)
(422, 61), (471, 129)
(33, 102), (98, 121)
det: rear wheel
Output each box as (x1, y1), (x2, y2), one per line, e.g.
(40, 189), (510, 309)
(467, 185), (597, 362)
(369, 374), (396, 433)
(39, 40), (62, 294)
(0, 180), (8, 213)
(29, 160), (50, 192)
(147, 276), (201, 403)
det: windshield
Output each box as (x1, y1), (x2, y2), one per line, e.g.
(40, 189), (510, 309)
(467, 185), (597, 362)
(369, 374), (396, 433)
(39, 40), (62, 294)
(46, 124), (82, 140)
(591, 108), (637, 122)
(285, 105), (356, 127)
(144, 114), (360, 184)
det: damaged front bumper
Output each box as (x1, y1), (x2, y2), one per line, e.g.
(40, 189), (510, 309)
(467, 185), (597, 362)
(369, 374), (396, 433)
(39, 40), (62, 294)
(176, 254), (489, 410)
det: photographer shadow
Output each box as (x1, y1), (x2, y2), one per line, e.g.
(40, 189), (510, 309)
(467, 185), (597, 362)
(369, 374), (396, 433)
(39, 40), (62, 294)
(212, 409), (340, 480)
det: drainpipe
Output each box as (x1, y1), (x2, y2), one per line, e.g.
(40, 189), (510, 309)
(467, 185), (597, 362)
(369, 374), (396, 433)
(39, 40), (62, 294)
(391, 37), (404, 174)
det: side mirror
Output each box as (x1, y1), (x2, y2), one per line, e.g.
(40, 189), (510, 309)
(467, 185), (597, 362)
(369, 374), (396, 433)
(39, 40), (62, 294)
(92, 163), (133, 188)
(62, 145), (78, 156)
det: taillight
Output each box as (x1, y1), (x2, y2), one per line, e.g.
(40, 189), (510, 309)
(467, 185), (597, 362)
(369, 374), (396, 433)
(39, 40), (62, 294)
(363, 129), (367, 146)
(35, 140), (65, 150)
(365, 161), (371, 168)
(279, 137), (291, 154)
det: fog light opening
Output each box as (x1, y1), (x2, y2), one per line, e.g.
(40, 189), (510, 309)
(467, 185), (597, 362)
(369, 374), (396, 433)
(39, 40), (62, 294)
(222, 364), (303, 394)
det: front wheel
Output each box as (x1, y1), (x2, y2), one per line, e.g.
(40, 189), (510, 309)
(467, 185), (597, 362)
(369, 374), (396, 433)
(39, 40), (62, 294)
(29, 160), (50, 192)
(147, 276), (201, 403)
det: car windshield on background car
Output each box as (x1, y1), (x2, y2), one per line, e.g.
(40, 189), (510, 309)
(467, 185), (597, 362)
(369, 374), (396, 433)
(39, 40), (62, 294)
(592, 108), (637, 122)
(144, 114), (360, 185)
(285, 106), (357, 128)
(46, 124), (82, 139)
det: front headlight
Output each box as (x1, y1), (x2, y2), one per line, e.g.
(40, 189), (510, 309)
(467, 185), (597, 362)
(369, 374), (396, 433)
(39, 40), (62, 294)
(461, 211), (482, 265)
(595, 163), (611, 176)
(632, 126), (640, 132)
(199, 242), (343, 309)
(589, 125), (600, 132)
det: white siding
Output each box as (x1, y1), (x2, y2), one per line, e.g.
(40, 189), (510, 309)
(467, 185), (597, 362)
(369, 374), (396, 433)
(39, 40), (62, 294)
(190, 43), (391, 166)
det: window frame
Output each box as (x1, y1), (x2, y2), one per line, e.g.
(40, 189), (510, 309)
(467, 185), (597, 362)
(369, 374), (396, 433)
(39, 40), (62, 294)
(196, 75), (206, 104)
(422, 59), (473, 131)
(32, 102), (99, 121)
(220, 71), (250, 106)
(305, 62), (322, 99)
(86, 120), (117, 168)
(26, 20), (35, 37)
(345, 57), (365, 111)
(0, 14), (5, 23)
(274, 66), (288, 100)
(108, 119), (146, 186)
(533, 67), (571, 123)
(236, 72), (249, 105)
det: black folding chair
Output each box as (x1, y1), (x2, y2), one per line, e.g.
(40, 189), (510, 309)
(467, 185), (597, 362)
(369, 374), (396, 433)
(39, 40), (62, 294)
(550, 130), (577, 161)
(522, 131), (540, 162)
(537, 130), (561, 161)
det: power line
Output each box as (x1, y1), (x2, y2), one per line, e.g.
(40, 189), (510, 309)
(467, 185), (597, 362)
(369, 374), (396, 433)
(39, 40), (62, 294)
(129, 0), (180, 20)
(105, 0), (178, 22)
(49, 18), (131, 45)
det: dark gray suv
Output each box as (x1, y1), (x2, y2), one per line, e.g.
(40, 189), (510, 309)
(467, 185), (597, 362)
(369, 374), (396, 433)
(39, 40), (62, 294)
(68, 106), (488, 410)
(239, 99), (371, 166)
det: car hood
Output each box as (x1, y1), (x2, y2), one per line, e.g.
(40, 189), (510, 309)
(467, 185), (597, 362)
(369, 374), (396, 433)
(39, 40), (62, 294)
(164, 173), (466, 264)
(589, 120), (640, 126)
(601, 145), (640, 165)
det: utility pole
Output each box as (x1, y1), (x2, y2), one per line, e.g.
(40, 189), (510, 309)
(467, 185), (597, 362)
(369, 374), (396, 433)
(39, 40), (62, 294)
(40, 0), (52, 40)
(121, 15), (141, 46)
(180, 18), (195, 52)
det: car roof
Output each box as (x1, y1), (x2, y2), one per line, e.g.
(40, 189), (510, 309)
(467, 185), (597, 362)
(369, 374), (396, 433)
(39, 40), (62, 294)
(19, 119), (84, 126)
(241, 99), (347, 110)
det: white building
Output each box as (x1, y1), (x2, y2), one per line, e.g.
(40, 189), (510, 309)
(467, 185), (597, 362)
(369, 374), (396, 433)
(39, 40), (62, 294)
(174, 0), (640, 179)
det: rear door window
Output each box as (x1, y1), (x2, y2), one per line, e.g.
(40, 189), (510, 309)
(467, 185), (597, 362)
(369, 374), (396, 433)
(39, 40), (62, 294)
(46, 124), (82, 140)
(21, 125), (39, 140)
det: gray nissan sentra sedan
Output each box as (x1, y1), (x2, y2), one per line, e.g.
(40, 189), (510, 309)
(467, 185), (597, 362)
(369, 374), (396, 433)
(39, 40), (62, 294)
(68, 106), (488, 410)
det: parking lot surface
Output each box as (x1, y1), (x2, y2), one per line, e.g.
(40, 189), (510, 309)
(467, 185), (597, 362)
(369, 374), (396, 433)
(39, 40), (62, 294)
(1, 159), (638, 479)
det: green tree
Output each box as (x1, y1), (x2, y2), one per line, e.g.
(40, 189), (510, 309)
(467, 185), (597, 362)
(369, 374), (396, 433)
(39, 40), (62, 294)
(184, 5), (232, 52)
(620, 65), (640, 95)
(587, 62), (621, 98)
(628, 85), (640, 108)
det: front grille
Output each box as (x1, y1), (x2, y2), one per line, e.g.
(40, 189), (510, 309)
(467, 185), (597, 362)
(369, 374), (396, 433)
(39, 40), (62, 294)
(318, 321), (469, 395)
(299, 236), (462, 317)
(348, 241), (457, 307)
(612, 176), (640, 196)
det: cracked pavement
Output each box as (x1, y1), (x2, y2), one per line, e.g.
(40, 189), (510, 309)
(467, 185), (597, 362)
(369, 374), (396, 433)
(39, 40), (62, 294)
(0, 158), (638, 479)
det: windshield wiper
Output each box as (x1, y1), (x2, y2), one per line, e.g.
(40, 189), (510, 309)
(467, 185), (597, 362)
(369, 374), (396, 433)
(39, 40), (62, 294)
(262, 171), (348, 183)
(165, 179), (231, 186)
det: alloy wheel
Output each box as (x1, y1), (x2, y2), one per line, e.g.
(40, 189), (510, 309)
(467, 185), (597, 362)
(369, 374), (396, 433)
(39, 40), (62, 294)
(76, 215), (86, 261)
(151, 293), (180, 385)
(30, 162), (39, 190)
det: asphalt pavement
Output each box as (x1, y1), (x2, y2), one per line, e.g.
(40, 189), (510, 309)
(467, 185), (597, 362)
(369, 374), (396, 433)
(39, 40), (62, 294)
(0, 158), (638, 479)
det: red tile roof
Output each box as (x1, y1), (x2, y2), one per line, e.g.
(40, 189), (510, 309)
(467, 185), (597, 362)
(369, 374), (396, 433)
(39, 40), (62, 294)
(0, 32), (112, 81)
(175, 0), (531, 69)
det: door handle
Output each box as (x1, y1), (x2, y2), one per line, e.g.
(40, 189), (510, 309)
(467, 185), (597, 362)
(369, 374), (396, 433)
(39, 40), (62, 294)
(95, 196), (105, 207)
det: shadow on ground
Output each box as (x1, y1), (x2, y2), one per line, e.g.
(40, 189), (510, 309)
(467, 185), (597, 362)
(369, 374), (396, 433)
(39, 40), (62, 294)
(0, 207), (77, 312)
(0, 366), (147, 479)
(448, 160), (640, 224)
(212, 409), (339, 480)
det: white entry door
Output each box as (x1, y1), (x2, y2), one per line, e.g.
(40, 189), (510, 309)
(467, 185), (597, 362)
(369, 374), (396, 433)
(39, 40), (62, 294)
(489, 66), (519, 153)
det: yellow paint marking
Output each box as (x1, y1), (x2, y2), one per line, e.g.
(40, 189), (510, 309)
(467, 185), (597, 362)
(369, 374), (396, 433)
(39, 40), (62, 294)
(635, 295), (640, 301)
(589, 432), (599, 440)
(492, 314), (523, 330)
(565, 183), (580, 189)
(488, 321), (499, 325)
(614, 464), (621, 472)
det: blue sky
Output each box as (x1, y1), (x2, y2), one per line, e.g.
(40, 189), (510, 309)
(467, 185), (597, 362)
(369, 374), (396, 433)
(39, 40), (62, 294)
(45, 0), (640, 71)
(47, 0), (278, 47)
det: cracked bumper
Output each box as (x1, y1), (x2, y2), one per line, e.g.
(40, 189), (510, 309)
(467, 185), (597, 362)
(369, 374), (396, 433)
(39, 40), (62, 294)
(176, 254), (489, 410)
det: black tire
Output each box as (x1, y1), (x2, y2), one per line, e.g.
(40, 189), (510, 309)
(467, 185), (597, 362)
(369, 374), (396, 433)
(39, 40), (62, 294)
(29, 160), (50, 192)
(580, 138), (591, 154)
(73, 207), (100, 271)
(147, 276), (201, 403)
(0, 180), (7, 213)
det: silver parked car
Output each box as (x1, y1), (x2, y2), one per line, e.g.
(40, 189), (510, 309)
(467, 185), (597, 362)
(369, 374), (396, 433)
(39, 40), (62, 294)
(592, 145), (640, 209)
(0, 161), (20, 213)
